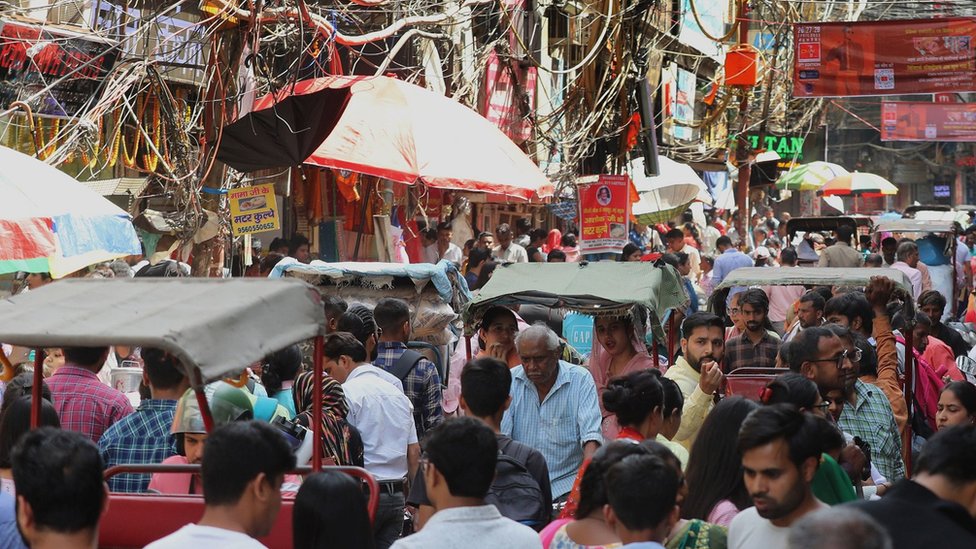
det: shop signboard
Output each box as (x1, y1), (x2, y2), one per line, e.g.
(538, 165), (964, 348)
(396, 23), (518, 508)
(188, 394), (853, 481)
(562, 312), (594, 356)
(881, 101), (976, 142)
(229, 184), (281, 236)
(793, 18), (976, 98)
(577, 174), (630, 255)
(0, 18), (118, 117)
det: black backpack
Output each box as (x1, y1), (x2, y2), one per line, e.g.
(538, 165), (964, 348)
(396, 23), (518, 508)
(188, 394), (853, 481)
(485, 441), (547, 528)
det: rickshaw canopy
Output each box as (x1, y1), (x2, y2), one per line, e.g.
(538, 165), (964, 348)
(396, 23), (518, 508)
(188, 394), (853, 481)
(714, 267), (914, 294)
(271, 258), (470, 304)
(465, 262), (687, 340)
(0, 278), (325, 386)
(786, 216), (871, 237)
(875, 218), (958, 234)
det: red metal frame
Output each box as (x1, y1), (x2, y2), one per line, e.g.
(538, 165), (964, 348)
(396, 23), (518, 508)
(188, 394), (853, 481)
(29, 348), (42, 427)
(904, 326), (915, 477)
(103, 463), (380, 522)
(312, 335), (324, 472)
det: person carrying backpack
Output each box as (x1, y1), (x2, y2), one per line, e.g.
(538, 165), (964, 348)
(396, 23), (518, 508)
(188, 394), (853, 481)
(408, 358), (552, 530)
(373, 298), (444, 442)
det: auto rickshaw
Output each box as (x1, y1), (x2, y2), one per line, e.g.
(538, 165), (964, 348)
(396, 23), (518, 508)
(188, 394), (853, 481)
(0, 277), (378, 548)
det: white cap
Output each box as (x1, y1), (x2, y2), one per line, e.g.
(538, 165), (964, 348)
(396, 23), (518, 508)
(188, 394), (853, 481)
(755, 246), (771, 259)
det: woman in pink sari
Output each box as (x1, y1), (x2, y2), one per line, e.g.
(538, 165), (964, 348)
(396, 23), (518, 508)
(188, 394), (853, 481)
(587, 313), (659, 439)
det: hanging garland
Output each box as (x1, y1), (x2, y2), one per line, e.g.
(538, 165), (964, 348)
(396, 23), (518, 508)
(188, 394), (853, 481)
(33, 117), (60, 160)
(142, 94), (161, 173)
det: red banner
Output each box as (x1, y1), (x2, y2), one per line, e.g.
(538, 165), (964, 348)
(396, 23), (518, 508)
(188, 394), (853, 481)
(881, 102), (976, 142)
(578, 175), (631, 255)
(793, 18), (976, 98)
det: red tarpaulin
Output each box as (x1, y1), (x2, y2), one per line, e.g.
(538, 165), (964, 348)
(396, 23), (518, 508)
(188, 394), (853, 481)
(882, 101), (976, 142)
(793, 18), (976, 98)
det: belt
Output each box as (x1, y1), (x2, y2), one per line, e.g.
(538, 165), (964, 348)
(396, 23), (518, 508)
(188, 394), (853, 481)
(378, 479), (406, 494)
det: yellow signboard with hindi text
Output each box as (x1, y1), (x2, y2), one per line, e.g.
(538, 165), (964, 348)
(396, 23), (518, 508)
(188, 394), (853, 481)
(228, 184), (280, 236)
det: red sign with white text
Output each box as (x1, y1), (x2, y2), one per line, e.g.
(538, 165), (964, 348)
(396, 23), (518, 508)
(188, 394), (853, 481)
(578, 175), (631, 255)
(793, 18), (976, 98)
(881, 101), (976, 142)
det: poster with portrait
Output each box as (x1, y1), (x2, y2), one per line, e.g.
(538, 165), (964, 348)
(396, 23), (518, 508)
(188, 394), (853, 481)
(228, 184), (280, 236)
(578, 174), (631, 255)
(881, 101), (976, 141)
(793, 18), (976, 98)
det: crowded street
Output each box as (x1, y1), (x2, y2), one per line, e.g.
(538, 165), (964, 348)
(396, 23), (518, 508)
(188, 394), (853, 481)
(2, 1), (976, 548)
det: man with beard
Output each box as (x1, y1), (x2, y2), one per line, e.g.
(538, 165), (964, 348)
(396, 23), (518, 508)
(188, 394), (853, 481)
(789, 325), (905, 482)
(728, 404), (827, 549)
(783, 291), (825, 343)
(664, 312), (725, 450)
(501, 324), (602, 502)
(724, 289), (781, 372)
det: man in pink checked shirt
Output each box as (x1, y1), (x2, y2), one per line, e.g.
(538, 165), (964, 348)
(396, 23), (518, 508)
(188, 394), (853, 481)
(46, 346), (134, 443)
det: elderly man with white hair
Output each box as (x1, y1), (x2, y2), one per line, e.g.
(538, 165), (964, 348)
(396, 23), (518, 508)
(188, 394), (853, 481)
(500, 323), (603, 502)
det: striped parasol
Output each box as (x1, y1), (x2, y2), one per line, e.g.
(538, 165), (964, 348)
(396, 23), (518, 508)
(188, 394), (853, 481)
(776, 161), (849, 191)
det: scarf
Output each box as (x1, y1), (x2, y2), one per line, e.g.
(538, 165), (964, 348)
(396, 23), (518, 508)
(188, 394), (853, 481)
(293, 371), (360, 467)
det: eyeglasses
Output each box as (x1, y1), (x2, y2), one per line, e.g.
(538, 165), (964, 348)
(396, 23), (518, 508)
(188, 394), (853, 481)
(813, 400), (831, 412)
(729, 308), (741, 315)
(808, 348), (862, 369)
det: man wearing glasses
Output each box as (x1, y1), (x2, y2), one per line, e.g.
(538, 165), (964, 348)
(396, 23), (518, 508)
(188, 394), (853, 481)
(788, 325), (905, 482)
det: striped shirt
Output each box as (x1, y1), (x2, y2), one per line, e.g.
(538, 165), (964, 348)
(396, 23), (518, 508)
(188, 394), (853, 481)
(839, 379), (905, 482)
(501, 361), (603, 498)
(98, 399), (178, 493)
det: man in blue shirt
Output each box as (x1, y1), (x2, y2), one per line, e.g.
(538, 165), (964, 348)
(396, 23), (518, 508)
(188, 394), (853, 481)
(98, 348), (189, 492)
(501, 324), (602, 500)
(711, 236), (754, 287)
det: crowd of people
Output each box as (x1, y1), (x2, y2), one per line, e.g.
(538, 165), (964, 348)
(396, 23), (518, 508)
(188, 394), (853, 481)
(3, 208), (976, 549)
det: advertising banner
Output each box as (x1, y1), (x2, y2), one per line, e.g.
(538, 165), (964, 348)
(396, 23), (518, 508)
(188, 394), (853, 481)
(228, 184), (280, 236)
(662, 64), (698, 144)
(578, 174), (631, 255)
(881, 101), (976, 142)
(0, 19), (118, 117)
(793, 18), (976, 98)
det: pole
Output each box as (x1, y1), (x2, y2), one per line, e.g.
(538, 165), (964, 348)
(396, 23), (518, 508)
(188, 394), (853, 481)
(903, 323), (915, 478)
(30, 349), (43, 428)
(734, 0), (752, 225)
(312, 335), (324, 472)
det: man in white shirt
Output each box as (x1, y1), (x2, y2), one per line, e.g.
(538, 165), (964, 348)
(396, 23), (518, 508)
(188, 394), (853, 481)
(431, 222), (463, 266)
(325, 332), (421, 549)
(666, 228), (701, 280)
(889, 241), (923, 299)
(145, 421), (296, 548)
(728, 405), (827, 549)
(492, 223), (529, 263)
(391, 417), (540, 549)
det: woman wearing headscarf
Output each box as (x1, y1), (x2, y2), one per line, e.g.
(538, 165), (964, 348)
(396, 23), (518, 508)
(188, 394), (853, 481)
(587, 310), (660, 440)
(544, 229), (563, 254)
(293, 371), (364, 467)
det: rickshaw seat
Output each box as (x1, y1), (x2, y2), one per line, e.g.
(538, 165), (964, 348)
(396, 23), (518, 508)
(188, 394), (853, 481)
(726, 367), (783, 400)
(100, 464), (378, 548)
(99, 493), (294, 548)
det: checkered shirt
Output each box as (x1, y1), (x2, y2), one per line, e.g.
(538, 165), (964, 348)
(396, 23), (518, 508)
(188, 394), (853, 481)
(373, 341), (443, 441)
(724, 331), (781, 372)
(839, 379), (906, 482)
(46, 365), (134, 443)
(98, 399), (178, 493)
